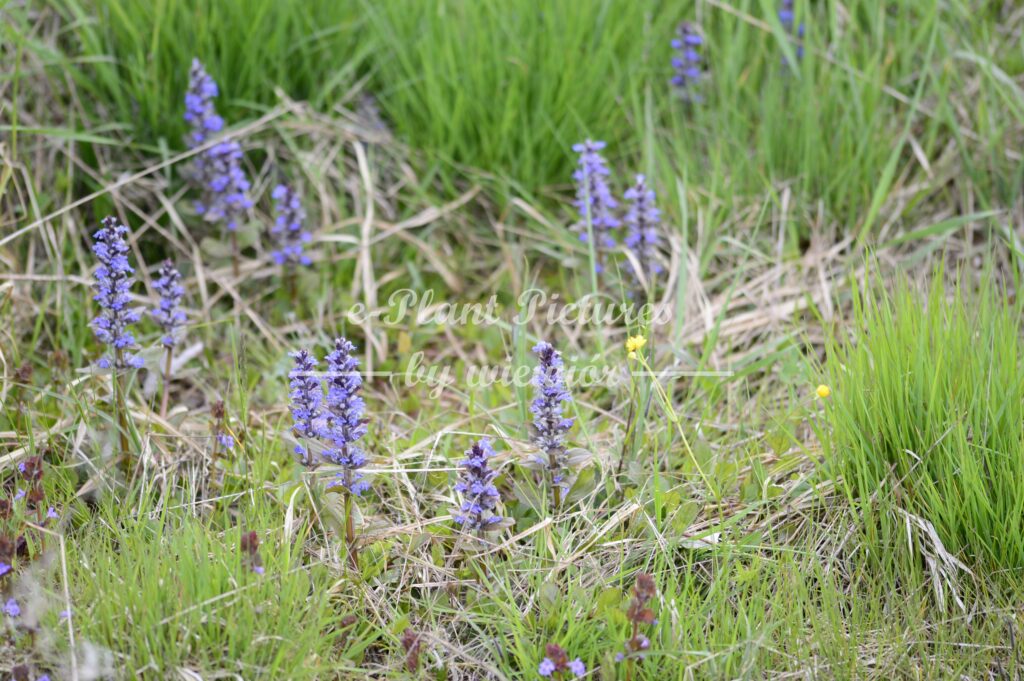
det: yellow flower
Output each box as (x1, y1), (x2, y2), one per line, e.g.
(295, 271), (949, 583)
(627, 351), (637, 360)
(625, 335), (647, 354)
(816, 384), (831, 399)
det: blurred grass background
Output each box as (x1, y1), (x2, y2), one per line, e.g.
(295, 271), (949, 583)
(41, 0), (1024, 214)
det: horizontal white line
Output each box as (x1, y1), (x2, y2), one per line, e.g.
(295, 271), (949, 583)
(293, 370), (734, 378)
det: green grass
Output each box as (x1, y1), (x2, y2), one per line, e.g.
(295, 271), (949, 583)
(3, 222), (1023, 677)
(67, 498), (344, 678)
(824, 269), (1024, 573)
(3, 0), (1024, 678)
(45, 0), (681, 190)
(49, 0), (369, 146)
(40, 0), (1024, 219)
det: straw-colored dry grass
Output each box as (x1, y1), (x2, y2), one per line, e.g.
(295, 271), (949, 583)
(2, 1), (1024, 679)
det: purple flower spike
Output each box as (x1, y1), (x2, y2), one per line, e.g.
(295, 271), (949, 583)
(91, 216), (143, 371)
(779, 0), (805, 61)
(184, 59), (224, 148)
(195, 140), (253, 231)
(185, 59), (252, 233)
(623, 174), (663, 295)
(288, 349), (324, 466)
(270, 184), (313, 268)
(530, 342), (579, 503)
(671, 22), (705, 98)
(453, 439), (503, 533)
(3, 598), (19, 617)
(572, 139), (619, 272)
(530, 342), (574, 460)
(150, 260), (186, 348)
(323, 337), (370, 496)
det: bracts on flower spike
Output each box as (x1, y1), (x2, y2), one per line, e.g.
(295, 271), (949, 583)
(91, 216), (142, 475)
(150, 260), (186, 418)
(270, 183), (313, 304)
(617, 573), (658, 680)
(528, 342), (589, 509)
(240, 530), (265, 575)
(270, 184), (313, 269)
(538, 643), (585, 678)
(671, 22), (705, 100)
(196, 140), (253, 234)
(451, 439), (512, 542)
(623, 174), (664, 299)
(401, 628), (422, 674)
(323, 337), (370, 496)
(184, 58), (252, 277)
(211, 399), (234, 456)
(91, 217), (143, 372)
(323, 337), (370, 567)
(184, 58), (224, 149)
(287, 349), (324, 468)
(284, 339), (372, 568)
(572, 139), (619, 274)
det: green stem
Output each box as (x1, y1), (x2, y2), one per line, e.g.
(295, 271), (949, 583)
(626, 620), (638, 681)
(159, 346), (173, 419)
(581, 184), (606, 357)
(344, 488), (358, 570)
(638, 354), (714, 497)
(617, 391), (638, 477)
(114, 350), (131, 477)
(549, 450), (562, 510)
(287, 268), (297, 307)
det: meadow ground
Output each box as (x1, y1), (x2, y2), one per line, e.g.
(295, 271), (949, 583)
(2, 1), (1024, 679)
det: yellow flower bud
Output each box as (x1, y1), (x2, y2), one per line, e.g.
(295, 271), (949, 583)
(626, 335), (647, 354)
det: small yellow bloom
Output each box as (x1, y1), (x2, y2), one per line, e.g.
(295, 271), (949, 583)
(626, 335), (647, 354)
(816, 384), (831, 399)
(627, 351), (637, 360)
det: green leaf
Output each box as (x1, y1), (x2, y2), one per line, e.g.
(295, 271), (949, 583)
(595, 587), (622, 614)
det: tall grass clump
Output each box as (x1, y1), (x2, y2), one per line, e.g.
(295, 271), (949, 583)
(824, 270), (1024, 572)
(53, 0), (367, 143)
(53, 0), (678, 188)
(359, 0), (679, 189)
(48, 0), (1024, 215)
